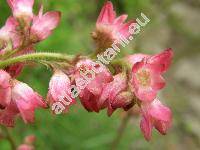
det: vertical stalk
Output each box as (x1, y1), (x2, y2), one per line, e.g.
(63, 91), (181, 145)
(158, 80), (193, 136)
(111, 113), (131, 150)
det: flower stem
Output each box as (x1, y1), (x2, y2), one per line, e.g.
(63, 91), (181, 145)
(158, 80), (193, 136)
(0, 52), (75, 68)
(0, 126), (16, 150)
(111, 113), (130, 150)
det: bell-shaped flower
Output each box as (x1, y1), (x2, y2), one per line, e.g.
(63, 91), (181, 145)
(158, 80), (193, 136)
(11, 80), (47, 123)
(99, 73), (133, 116)
(140, 98), (172, 141)
(0, 80), (47, 127)
(74, 59), (113, 112)
(131, 49), (173, 102)
(0, 70), (12, 109)
(47, 70), (75, 113)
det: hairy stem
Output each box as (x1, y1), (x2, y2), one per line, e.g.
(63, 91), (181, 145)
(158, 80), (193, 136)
(111, 113), (131, 150)
(0, 52), (75, 68)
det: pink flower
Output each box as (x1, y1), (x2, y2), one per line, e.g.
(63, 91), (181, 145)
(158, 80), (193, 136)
(92, 1), (135, 49)
(17, 144), (34, 150)
(75, 59), (113, 112)
(99, 73), (133, 116)
(0, 80), (47, 127)
(11, 80), (47, 123)
(0, 70), (11, 109)
(140, 98), (172, 141)
(0, 17), (21, 53)
(131, 49), (173, 102)
(30, 6), (61, 42)
(47, 70), (75, 113)
(7, 0), (34, 21)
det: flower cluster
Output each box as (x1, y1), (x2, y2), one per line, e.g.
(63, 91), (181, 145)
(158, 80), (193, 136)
(0, 0), (60, 77)
(0, 0), (173, 141)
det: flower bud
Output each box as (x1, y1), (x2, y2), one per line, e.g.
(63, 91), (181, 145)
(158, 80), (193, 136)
(92, 1), (135, 51)
(47, 70), (75, 114)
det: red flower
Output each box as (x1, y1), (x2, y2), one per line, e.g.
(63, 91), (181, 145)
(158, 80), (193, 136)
(75, 59), (113, 112)
(92, 1), (135, 49)
(12, 80), (47, 123)
(131, 49), (173, 102)
(0, 79), (47, 127)
(140, 98), (172, 141)
(99, 73), (133, 116)
(0, 70), (11, 109)
(0, 17), (21, 53)
(47, 70), (75, 113)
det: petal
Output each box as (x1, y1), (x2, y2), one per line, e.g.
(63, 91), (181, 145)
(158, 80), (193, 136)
(111, 91), (133, 109)
(7, 0), (34, 18)
(0, 17), (21, 51)
(118, 20), (135, 38)
(79, 89), (99, 112)
(113, 14), (128, 25)
(97, 1), (116, 25)
(48, 71), (71, 101)
(135, 87), (157, 102)
(151, 74), (166, 90)
(31, 11), (61, 41)
(149, 99), (172, 122)
(148, 48), (173, 73)
(79, 89), (94, 112)
(141, 98), (172, 137)
(132, 60), (145, 73)
(126, 54), (148, 66)
(140, 113), (153, 141)
(154, 120), (172, 135)
(0, 100), (19, 127)
(0, 70), (11, 108)
(48, 71), (75, 113)
(99, 73), (127, 108)
(12, 80), (47, 123)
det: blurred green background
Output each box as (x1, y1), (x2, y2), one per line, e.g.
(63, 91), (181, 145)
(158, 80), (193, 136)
(0, 0), (200, 149)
